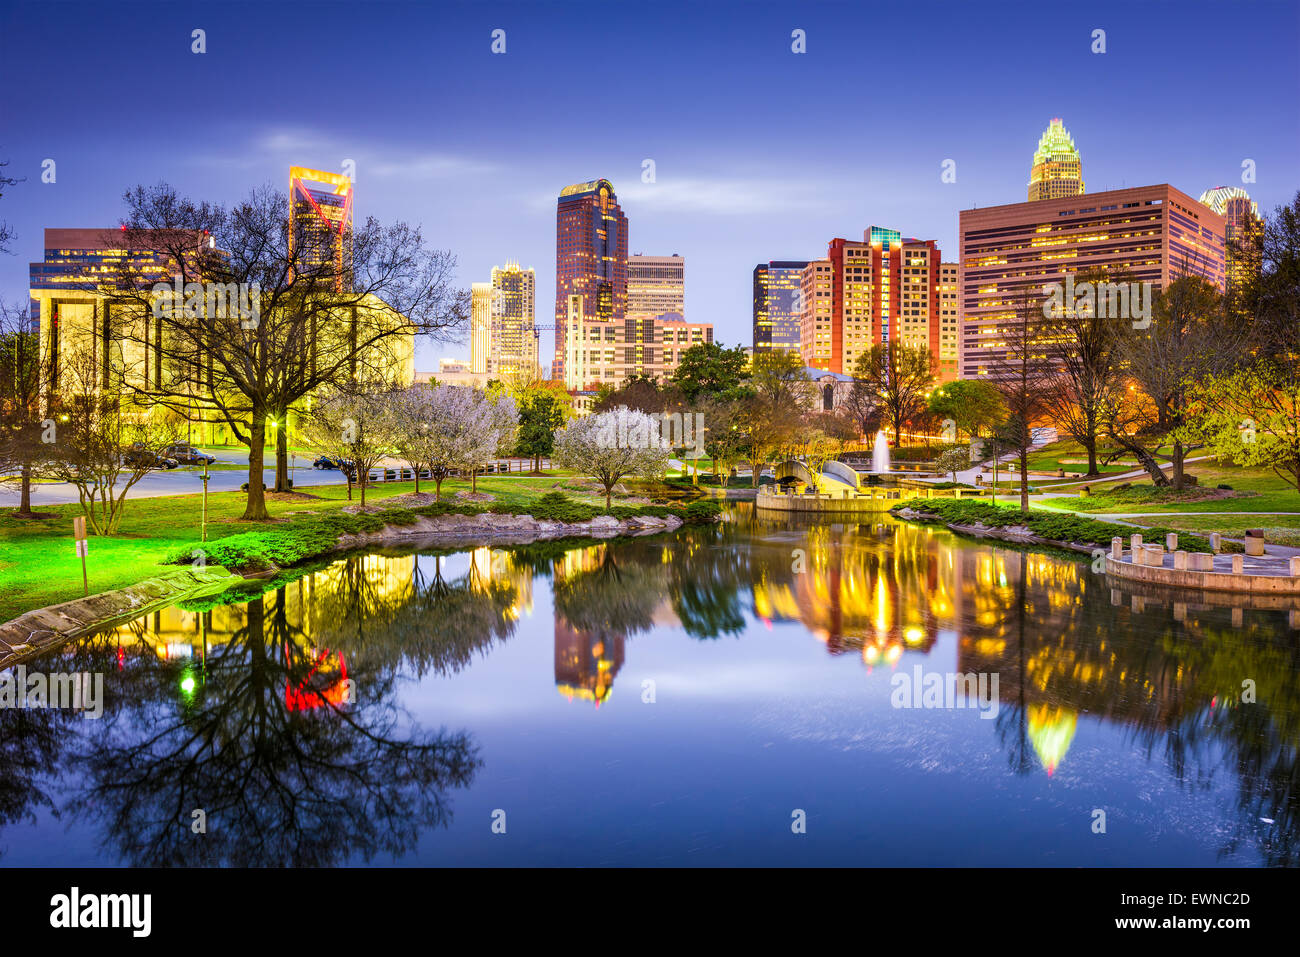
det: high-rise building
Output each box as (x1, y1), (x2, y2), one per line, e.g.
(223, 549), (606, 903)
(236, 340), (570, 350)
(553, 179), (627, 382)
(560, 290), (712, 390)
(1198, 186), (1263, 303)
(1027, 119), (1085, 202)
(753, 261), (807, 354)
(798, 228), (954, 378)
(799, 259), (833, 368)
(627, 253), (685, 321)
(937, 262), (960, 381)
(469, 282), (493, 375)
(959, 184), (1227, 378)
(469, 262), (536, 379)
(289, 167), (353, 290)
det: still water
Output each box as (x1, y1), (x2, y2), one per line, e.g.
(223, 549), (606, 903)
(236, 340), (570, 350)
(2, 506), (1298, 866)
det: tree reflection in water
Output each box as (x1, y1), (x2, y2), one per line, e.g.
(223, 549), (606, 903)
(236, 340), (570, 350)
(29, 547), (530, 867)
(2, 516), (1299, 866)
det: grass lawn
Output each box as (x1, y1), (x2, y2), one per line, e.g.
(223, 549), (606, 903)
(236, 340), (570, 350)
(1023, 438), (1175, 475)
(1041, 463), (1300, 515)
(1124, 514), (1300, 547)
(0, 471), (614, 623)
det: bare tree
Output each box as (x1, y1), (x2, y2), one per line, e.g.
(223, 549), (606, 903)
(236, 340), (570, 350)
(990, 288), (1055, 511)
(44, 326), (180, 535)
(740, 350), (810, 485)
(1040, 268), (1125, 476)
(851, 341), (934, 446)
(0, 154), (20, 255)
(1104, 275), (1239, 488)
(93, 182), (466, 520)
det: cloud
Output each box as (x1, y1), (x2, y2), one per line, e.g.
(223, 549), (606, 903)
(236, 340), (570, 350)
(520, 174), (835, 217)
(186, 127), (498, 181)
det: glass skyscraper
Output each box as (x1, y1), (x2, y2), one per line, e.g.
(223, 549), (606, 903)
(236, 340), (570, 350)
(752, 261), (807, 354)
(553, 179), (627, 383)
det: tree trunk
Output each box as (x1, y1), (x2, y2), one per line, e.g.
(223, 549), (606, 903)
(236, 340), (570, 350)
(243, 420), (269, 520)
(1113, 436), (1170, 486)
(1171, 439), (1185, 490)
(413, 465), (420, 494)
(435, 475), (443, 501)
(16, 464), (33, 517)
(346, 472), (353, 500)
(274, 417), (291, 492)
(1019, 449), (1030, 513)
(605, 486), (612, 511)
(359, 468), (367, 507)
(1085, 438), (1098, 477)
(472, 468), (478, 493)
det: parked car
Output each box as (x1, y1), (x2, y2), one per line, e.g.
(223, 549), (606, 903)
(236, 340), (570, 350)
(161, 443), (216, 466)
(313, 455), (352, 471)
(124, 444), (179, 470)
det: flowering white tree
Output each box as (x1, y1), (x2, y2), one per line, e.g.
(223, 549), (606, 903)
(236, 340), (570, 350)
(553, 406), (670, 510)
(301, 383), (401, 506)
(393, 385), (518, 501)
(461, 392), (518, 492)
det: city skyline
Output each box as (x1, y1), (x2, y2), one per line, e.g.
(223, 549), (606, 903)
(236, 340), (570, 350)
(0, 0), (1295, 373)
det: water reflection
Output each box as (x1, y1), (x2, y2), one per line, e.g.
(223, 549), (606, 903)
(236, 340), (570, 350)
(2, 510), (1298, 866)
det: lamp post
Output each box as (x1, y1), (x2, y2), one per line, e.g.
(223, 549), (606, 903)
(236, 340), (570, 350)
(201, 458), (209, 542)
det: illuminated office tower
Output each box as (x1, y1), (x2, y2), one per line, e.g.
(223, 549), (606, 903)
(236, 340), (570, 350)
(959, 185), (1226, 378)
(289, 166), (353, 290)
(488, 262), (536, 377)
(753, 261), (808, 354)
(1027, 119), (1085, 202)
(469, 282), (492, 375)
(799, 228), (948, 377)
(799, 259), (834, 369)
(1198, 186), (1263, 303)
(553, 179), (627, 382)
(627, 253), (685, 321)
(937, 262), (960, 382)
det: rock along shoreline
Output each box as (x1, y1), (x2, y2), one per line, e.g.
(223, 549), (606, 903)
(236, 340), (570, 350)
(0, 511), (685, 670)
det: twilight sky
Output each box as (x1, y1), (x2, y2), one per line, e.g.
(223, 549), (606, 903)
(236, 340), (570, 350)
(1, 0), (1296, 372)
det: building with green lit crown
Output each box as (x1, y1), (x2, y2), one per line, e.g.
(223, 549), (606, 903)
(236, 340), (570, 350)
(1028, 118), (1085, 201)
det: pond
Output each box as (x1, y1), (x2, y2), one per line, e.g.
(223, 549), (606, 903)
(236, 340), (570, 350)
(2, 505), (1297, 866)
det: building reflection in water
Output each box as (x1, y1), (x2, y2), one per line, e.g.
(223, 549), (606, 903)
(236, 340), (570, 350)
(751, 521), (956, 670)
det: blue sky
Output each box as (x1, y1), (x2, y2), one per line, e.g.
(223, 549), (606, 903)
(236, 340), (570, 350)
(2, 0), (1296, 371)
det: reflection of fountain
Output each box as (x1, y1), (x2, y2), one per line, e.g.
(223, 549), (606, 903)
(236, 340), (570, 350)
(871, 431), (890, 474)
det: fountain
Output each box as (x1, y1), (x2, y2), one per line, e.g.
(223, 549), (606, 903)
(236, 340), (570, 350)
(871, 431), (890, 474)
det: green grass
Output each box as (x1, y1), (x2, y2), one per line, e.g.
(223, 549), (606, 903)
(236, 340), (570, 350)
(1042, 463), (1300, 515)
(892, 497), (1230, 554)
(1124, 513), (1300, 547)
(1023, 438), (1179, 475)
(0, 475), (710, 622)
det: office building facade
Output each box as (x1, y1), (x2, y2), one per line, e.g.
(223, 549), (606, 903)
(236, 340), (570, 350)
(627, 253), (685, 321)
(958, 184), (1227, 377)
(753, 260), (807, 354)
(798, 228), (955, 379)
(553, 179), (628, 383)
(289, 166), (353, 290)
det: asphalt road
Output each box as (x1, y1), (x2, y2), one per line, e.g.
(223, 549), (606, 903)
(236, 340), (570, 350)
(0, 447), (350, 508)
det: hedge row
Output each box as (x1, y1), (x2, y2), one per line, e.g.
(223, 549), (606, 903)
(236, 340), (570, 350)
(893, 498), (1229, 554)
(170, 493), (720, 571)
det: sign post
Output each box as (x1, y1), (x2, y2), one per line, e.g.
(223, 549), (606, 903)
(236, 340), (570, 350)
(73, 516), (88, 596)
